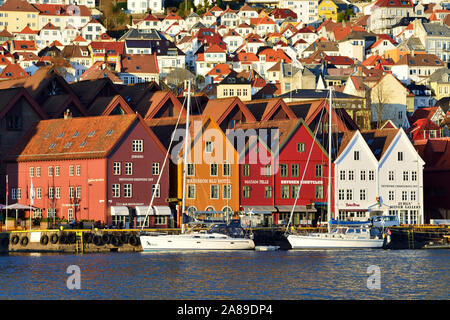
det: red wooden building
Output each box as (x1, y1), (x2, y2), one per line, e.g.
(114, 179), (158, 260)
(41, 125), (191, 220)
(5, 114), (170, 228)
(235, 119), (333, 227)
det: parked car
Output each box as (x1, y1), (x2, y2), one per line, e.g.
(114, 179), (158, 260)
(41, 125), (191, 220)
(370, 215), (399, 227)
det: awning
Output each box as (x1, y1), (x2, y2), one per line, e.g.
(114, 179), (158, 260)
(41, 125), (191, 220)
(135, 206), (152, 216)
(276, 205), (317, 213)
(368, 202), (390, 211)
(153, 206), (172, 216)
(1, 203), (39, 210)
(242, 206), (276, 214)
(110, 206), (129, 216)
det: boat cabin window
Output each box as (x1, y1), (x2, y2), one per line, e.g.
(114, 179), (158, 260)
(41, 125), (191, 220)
(347, 229), (354, 234)
(355, 229), (361, 233)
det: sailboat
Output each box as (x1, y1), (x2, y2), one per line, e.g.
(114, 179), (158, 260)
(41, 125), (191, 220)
(139, 81), (255, 251)
(286, 87), (384, 249)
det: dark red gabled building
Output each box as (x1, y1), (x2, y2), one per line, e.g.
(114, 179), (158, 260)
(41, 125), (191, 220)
(5, 114), (170, 228)
(235, 119), (333, 227)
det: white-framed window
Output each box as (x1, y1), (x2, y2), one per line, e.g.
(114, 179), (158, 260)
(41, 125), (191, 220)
(411, 171), (417, 181)
(55, 187), (60, 199)
(69, 165), (74, 176)
(205, 140), (213, 153)
(132, 140), (143, 152)
(360, 170), (366, 181)
(36, 188), (42, 199)
(389, 171), (394, 181)
(338, 189), (345, 200)
(47, 208), (56, 218)
(48, 187), (54, 199)
(368, 170), (375, 181)
(242, 185), (250, 198)
(340, 170), (345, 181)
(410, 190), (416, 201)
(223, 163), (231, 176)
(123, 184), (132, 198)
(36, 167), (41, 177)
(69, 187), (74, 199)
(55, 166), (60, 176)
(398, 152), (403, 161)
(210, 163), (218, 176)
(315, 185), (324, 199)
(346, 189), (353, 200)
(223, 184), (232, 199)
(354, 151), (360, 160)
(187, 184), (196, 199)
(210, 184), (219, 199)
(389, 190), (395, 201)
(68, 208), (74, 221)
(112, 184), (120, 198)
(113, 162), (121, 175)
(402, 191), (408, 201)
(30, 167), (34, 178)
(403, 171), (408, 181)
(360, 189), (366, 201)
(187, 163), (195, 176)
(152, 184), (160, 198)
(48, 166), (54, 177)
(348, 170), (354, 181)
(76, 186), (81, 199)
(125, 162), (133, 175)
(152, 162), (159, 175)
(76, 165), (81, 176)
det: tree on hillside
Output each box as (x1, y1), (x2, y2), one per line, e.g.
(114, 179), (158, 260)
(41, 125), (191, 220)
(371, 83), (392, 129)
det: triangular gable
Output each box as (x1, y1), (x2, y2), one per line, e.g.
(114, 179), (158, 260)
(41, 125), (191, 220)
(143, 91), (186, 120)
(304, 99), (350, 132)
(180, 116), (239, 165)
(41, 94), (89, 119)
(101, 95), (134, 116)
(0, 87), (47, 120)
(203, 97), (256, 127)
(261, 98), (297, 121)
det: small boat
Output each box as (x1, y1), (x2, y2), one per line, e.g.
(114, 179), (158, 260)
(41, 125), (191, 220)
(285, 88), (384, 249)
(140, 80), (255, 251)
(140, 221), (255, 251)
(287, 225), (384, 249)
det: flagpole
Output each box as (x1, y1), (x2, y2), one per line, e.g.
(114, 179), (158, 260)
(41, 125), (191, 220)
(5, 175), (8, 232)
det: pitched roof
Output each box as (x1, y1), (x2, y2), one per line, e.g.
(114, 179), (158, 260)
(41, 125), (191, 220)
(361, 128), (400, 160)
(6, 115), (151, 162)
(120, 54), (159, 74)
(0, 63), (28, 79)
(0, 0), (39, 12)
(395, 53), (445, 67)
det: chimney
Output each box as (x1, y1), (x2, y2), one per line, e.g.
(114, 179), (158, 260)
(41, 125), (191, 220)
(411, 50), (415, 57)
(115, 54), (122, 73)
(64, 109), (72, 119)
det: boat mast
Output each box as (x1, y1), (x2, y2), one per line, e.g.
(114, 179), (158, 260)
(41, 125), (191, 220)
(181, 80), (191, 234)
(327, 86), (333, 233)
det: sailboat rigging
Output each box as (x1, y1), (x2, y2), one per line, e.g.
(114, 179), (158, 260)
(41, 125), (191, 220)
(139, 81), (255, 251)
(285, 87), (385, 249)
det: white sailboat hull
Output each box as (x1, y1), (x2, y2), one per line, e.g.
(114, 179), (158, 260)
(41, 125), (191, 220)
(287, 234), (384, 249)
(140, 234), (255, 251)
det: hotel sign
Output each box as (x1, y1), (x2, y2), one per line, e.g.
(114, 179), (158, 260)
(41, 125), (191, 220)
(280, 180), (323, 185)
(243, 179), (269, 184)
(187, 178), (232, 184)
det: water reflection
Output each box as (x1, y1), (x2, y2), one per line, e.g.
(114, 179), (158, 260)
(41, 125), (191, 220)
(0, 250), (448, 299)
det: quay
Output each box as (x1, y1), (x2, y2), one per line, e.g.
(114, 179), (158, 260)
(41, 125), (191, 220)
(0, 225), (448, 253)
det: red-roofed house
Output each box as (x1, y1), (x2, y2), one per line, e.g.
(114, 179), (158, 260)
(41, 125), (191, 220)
(254, 16), (278, 37)
(0, 63), (28, 80)
(5, 114), (171, 227)
(80, 19), (107, 41)
(369, 0), (414, 33)
(118, 54), (159, 85)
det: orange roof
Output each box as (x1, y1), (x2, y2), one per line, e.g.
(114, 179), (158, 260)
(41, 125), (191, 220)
(205, 44), (226, 53)
(206, 63), (232, 77)
(0, 63), (28, 79)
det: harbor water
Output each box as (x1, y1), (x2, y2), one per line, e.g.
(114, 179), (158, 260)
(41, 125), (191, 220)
(0, 249), (448, 300)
